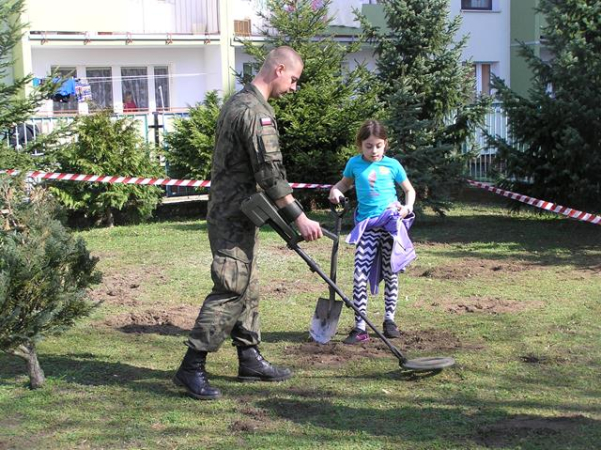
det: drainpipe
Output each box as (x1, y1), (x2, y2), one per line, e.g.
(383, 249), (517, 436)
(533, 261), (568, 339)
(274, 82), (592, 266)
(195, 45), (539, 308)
(12, 2), (33, 98)
(219, 0), (236, 95)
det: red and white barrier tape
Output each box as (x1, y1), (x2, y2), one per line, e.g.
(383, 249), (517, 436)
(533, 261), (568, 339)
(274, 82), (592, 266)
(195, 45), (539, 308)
(467, 179), (601, 226)
(2, 170), (598, 225)
(1, 169), (332, 190)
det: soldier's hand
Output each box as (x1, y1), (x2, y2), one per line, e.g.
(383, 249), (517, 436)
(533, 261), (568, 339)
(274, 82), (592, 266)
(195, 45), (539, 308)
(295, 214), (323, 241)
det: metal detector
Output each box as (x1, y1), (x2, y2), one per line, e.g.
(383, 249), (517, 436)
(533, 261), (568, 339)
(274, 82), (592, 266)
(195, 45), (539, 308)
(240, 192), (456, 372)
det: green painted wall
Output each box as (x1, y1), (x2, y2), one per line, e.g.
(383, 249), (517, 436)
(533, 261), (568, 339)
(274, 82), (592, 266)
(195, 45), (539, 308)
(510, 0), (541, 96)
(10, 11), (33, 97)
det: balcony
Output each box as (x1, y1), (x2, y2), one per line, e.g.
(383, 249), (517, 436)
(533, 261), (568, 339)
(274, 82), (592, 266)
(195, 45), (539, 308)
(25, 0), (220, 36)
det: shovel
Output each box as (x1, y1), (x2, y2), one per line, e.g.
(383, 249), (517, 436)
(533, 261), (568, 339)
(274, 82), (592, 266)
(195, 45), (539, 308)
(309, 197), (349, 344)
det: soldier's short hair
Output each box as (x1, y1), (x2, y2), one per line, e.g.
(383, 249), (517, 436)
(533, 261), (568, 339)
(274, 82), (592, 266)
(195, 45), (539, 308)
(262, 46), (303, 73)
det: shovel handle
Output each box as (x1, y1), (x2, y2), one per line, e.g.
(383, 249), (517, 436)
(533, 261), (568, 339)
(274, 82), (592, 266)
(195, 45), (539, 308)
(330, 196), (350, 218)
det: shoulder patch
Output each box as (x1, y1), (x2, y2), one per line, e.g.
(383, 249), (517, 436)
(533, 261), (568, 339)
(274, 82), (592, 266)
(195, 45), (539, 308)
(260, 117), (273, 126)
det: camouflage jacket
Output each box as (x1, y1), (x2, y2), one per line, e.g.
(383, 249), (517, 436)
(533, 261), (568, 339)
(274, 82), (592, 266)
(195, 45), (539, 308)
(207, 84), (293, 224)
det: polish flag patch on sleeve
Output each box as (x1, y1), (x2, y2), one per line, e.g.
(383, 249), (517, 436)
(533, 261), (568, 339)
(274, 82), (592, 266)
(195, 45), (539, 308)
(260, 117), (273, 126)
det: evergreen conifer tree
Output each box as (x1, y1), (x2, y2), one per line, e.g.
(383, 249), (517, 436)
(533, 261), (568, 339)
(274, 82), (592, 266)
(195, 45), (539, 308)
(238, 0), (381, 191)
(490, 0), (601, 211)
(0, 1), (99, 389)
(0, 178), (101, 388)
(359, 0), (490, 214)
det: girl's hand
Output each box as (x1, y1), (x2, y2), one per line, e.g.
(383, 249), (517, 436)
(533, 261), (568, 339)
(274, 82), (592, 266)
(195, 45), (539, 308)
(328, 188), (344, 204)
(397, 204), (413, 218)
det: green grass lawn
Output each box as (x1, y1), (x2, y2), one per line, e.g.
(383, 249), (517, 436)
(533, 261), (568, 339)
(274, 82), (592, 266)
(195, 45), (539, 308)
(1, 192), (600, 450)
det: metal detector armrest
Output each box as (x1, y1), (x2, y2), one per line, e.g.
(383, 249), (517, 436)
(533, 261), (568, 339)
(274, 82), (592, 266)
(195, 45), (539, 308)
(241, 192), (301, 245)
(241, 192), (338, 244)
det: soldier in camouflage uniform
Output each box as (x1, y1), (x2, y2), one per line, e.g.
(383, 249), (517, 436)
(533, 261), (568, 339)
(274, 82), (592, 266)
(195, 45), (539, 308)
(173, 46), (323, 400)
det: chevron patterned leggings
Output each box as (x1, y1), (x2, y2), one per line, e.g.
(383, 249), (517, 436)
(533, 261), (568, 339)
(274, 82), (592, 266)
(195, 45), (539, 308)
(353, 228), (398, 330)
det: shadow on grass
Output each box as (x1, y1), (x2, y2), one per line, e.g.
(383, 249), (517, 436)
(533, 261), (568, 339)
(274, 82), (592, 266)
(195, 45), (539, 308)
(255, 397), (601, 448)
(0, 353), (171, 392)
(261, 331), (310, 343)
(115, 323), (190, 336)
(156, 220), (208, 233)
(107, 328), (312, 343)
(0, 351), (249, 393)
(412, 213), (601, 269)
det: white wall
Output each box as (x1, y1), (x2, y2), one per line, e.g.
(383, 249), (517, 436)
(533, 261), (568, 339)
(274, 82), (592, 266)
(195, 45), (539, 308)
(31, 46), (221, 112)
(328, 0), (373, 28)
(203, 45), (226, 96)
(450, 0), (511, 84)
(345, 48), (378, 72)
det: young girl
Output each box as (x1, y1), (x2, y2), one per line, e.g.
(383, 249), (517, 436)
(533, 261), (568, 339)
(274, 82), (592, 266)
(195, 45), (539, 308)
(329, 119), (416, 344)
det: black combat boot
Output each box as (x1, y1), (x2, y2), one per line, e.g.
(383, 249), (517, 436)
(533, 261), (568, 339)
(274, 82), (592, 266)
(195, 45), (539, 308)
(237, 346), (293, 382)
(173, 348), (221, 400)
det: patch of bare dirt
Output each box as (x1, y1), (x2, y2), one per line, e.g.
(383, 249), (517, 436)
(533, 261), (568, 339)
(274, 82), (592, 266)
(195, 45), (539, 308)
(589, 264), (601, 274)
(475, 415), (599, 448)
(229, 419), (263, 433)
(519, 353), (571, 365)
(262, 277), (324, 297)
(238, 405), (269, 421)
(88, 266), (169, 307)
(415, 296), (543, 315)
(414, 258), (534, 281)
(99, 305), (198, 335)
(290, 329), (462, 368)
(556, 263), (601, 280)
(229, 400), (272, 434)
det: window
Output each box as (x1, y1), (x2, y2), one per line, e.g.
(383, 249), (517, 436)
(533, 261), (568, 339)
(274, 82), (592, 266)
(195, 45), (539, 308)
(154, 66), (170, 111)
(51, 66), (79, 114)
(86, 67), (113, 111)
(234, 19), (251, 36)
(472, 63), (492, 96)
(121, 67), (149, 112)
(240, 62), (257, 84)
(461, 0), (492, 10)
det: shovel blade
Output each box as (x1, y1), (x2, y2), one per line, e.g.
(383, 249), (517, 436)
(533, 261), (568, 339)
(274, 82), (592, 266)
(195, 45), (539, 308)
(309, 297), (344, 344)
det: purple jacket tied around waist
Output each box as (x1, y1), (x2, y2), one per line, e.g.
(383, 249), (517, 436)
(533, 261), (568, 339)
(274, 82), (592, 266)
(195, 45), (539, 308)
(346, 207), (417, 295)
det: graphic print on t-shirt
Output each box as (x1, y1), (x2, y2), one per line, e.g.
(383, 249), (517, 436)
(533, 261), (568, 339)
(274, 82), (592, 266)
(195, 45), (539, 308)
(368, 170), (379, 196)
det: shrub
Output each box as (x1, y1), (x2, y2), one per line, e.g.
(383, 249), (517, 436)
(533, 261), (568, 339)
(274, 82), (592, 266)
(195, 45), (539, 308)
(163, 90), (222, 181)
(51, 111), (164, 227)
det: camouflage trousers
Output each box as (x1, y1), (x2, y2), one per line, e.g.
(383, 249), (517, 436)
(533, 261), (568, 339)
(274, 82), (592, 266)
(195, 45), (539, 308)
(187, 219), (261, 352)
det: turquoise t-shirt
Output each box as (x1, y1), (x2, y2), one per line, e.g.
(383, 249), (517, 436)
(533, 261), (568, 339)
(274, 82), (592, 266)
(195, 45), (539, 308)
(343, 155), (407, 222)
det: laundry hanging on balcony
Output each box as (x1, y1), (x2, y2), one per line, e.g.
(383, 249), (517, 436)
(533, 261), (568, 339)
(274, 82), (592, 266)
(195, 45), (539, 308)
(75, 79), (92, 103)
(51, 77), (76, 103)
(33, 76), (92, 104)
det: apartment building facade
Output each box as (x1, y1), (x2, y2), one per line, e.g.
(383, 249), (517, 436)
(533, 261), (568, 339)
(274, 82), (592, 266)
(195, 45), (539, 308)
(9, 0), (532, 118)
